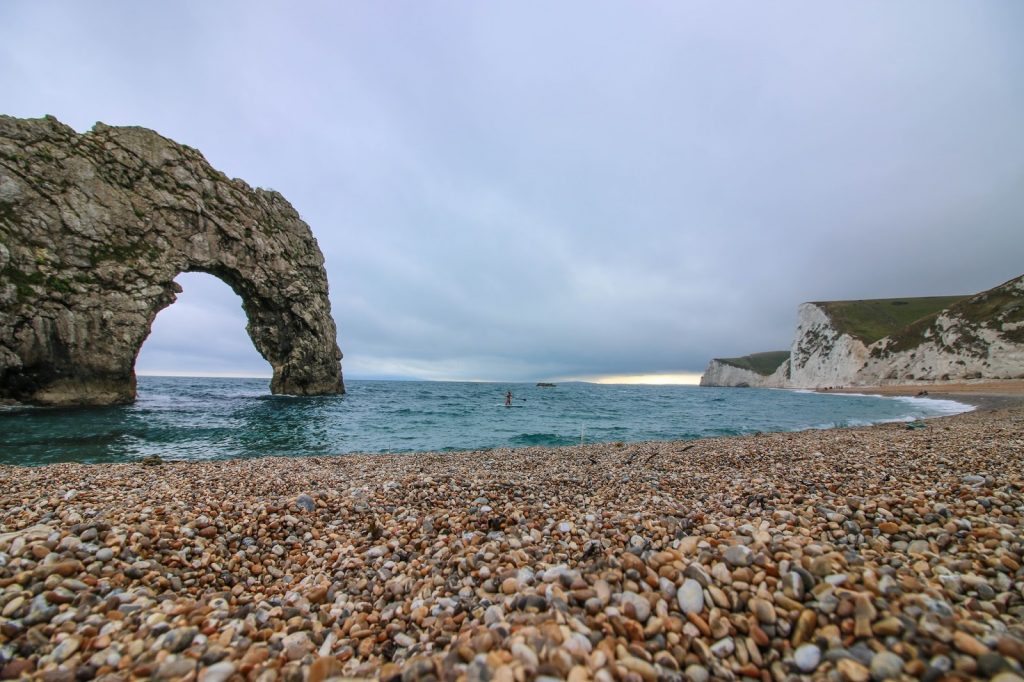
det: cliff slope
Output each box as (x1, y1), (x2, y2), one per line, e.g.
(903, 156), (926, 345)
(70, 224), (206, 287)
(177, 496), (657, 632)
(857, 274), (1024, 384)
(702, 275), (1023, 388)
(787, 296), (967, 388)
(700, 351), (789, 388)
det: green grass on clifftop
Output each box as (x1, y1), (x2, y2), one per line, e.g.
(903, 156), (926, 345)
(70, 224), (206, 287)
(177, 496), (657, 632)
(817, 296), (968, 345)
(717, 351), (791, 376)
(878, 276), (1024, 355)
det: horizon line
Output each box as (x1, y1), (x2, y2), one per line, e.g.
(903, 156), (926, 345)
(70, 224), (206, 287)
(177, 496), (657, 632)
(137, 370), (704, 385)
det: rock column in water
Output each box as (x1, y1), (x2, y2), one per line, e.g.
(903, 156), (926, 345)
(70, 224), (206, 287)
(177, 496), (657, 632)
(0, 115), (344, 405)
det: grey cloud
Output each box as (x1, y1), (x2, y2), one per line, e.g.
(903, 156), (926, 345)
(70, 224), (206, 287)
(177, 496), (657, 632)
(3, 1), (1023, 381)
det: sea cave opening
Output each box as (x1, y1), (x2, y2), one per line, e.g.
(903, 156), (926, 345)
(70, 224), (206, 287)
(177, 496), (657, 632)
(134, 272), (272, 382)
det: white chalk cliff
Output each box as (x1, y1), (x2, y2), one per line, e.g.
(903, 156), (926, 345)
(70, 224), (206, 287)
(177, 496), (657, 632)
(699, 359), (788, 388)
(702, 274), (1024, 388)
(786, 303), (870, 388)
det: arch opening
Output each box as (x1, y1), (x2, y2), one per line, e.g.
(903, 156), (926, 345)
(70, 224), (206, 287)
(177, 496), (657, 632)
(1, 115), (344, 406)
(135, 272), (273, 379)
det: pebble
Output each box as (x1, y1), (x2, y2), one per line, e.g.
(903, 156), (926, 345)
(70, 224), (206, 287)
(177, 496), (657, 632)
(870, 651), (904, 681)
(677, 579), (704, 614)
(198, 661), (236, 682)
(837, 658), (871, 682)
(953, 630), (990, 657)
(794, 643), (821, 672)
(710, 637), (734, 658)
(50, 637), (79, 662)
(684, 664), (710, 682)
(978, 652), (1009, 678)
(154, 657), (196, 680)
(793, 609), (818, 645)
(991, 674), (1024, 682)
(722, 544), (753, 567)
(162, 627), (196, 653)
(0, 406), (1020, 682)
(749, 597), (776, 624)
(619, 591), (650, 622)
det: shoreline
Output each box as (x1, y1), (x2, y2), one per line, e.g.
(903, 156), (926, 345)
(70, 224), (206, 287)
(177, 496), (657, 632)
(818, 379), (1024, 413)
(0, 382), (984, 467)
(2, 408), (1023, 680)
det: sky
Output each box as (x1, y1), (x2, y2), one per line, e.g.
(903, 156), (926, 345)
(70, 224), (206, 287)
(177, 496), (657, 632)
(3, 2), (1023, 383)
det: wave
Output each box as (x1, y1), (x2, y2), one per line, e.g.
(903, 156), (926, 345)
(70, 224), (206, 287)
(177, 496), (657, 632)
(810, 389), (974, 417)
(509, 433), (580, 447)
(890, 395), (975, 415)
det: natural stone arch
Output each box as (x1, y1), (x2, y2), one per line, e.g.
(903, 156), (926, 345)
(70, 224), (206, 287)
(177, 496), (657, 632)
(0, 115), (344, 405)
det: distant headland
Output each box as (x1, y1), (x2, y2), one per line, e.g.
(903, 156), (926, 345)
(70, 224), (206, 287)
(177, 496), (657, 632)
(701, 273), (1024, 388)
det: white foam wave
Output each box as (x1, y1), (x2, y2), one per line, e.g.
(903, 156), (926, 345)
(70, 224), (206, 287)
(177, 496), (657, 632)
(807, 389), (974, 417)
(890, 395), (975, 415)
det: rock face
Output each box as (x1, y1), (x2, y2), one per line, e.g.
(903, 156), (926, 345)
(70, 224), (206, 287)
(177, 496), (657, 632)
(699, 358), (788, 388)
(857, 275), (1024, 385)
(786, 302), (872, 388)
(0, 115), (344, 405)
(702, 274), (1024, 389)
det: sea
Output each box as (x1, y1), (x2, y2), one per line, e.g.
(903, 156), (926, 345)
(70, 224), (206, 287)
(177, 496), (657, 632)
(0, 377), (973, 466)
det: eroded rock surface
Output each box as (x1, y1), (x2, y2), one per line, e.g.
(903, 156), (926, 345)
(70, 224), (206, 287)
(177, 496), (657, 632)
(0, 115), (343, 405)
(703, 275), (1024, 388)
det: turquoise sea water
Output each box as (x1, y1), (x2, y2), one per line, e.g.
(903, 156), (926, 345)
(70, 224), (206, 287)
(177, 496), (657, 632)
(0, 377), (970, 465)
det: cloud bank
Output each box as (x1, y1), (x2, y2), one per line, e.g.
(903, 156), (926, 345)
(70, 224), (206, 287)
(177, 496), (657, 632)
(3, 2), (1023, 381)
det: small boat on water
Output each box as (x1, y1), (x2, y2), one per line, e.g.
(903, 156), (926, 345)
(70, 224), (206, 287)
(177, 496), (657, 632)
(536, 382), (556, 387)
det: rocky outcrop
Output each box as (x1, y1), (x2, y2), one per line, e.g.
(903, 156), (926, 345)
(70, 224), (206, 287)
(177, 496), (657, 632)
(0, 115), (344, 405)
(786, 303), (871, 389)
(857, 275), (1024, 384)
(700, 353), (789, 388)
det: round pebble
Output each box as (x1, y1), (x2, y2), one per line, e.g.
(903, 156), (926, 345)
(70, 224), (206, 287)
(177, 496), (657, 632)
(0, 407), (1019, 682)
(794, 643), (821, 672)
(870, 651), (904, 681)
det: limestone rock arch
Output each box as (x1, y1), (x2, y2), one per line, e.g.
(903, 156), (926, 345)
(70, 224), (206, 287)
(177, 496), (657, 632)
(0, 115), (344, 405)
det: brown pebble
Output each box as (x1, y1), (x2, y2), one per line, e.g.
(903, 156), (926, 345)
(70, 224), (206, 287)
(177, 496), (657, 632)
(837, 658), (870, 682)
(308, 656), (342, 682)
(2, 659), (36, 679)
(873, 617), (902, 637)
(997, 637), (1024, 662)
(853, 594), (876, 638)
(953, 631), (990, 657)
(793, 609), (818, 646)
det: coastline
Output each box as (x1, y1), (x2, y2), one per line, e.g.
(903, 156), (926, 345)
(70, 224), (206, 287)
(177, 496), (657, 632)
(819, 379), (1024, 413)
(2, 408), (1023, 680)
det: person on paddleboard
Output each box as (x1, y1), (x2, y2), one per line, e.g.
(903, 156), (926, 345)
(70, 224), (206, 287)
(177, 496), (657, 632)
(505, 390), (513, 406)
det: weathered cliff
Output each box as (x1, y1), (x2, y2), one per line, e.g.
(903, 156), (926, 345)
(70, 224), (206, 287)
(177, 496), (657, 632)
(702, 275), (1024, 389)
(699, 351), (790, 388)
(0, 115), (344, 405)
(786, 303), (871, 388)
(857, 275), (1024, 384)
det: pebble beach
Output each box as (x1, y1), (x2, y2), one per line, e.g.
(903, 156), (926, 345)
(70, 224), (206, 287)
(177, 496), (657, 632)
(2, 405), (1023, 682)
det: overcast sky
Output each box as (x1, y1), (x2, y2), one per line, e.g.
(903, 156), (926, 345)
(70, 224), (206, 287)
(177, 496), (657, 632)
(3, 2), (1023, 382)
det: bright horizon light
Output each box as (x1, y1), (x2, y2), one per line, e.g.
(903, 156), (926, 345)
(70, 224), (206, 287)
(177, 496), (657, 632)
(567, 373), (703, 386)
(137, 370), (704, 385)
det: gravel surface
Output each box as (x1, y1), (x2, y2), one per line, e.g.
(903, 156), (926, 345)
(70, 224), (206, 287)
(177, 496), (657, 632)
(1, 408), (1023, 681)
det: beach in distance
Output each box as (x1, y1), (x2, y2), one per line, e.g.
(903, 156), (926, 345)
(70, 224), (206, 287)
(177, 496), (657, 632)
(1, 391), (1023, 680)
